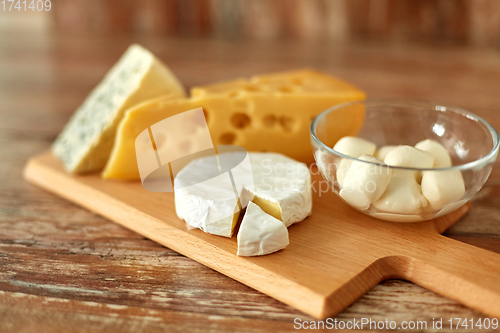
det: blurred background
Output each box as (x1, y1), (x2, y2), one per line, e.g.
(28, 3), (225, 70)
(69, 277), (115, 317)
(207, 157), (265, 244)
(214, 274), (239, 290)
(1, 0), (500, 134)
(2, 0), (500, 45)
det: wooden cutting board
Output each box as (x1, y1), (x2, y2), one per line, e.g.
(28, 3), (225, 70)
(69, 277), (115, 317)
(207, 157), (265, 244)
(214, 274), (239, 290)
(24, 151), (500, 320)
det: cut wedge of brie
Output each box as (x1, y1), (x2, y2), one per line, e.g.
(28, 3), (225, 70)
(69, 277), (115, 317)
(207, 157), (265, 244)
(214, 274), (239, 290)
(237, 202), (289, 256)
(240, 153), (312, 227)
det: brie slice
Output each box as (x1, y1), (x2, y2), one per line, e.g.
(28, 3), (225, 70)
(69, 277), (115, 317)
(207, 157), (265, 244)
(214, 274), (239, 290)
(237, 202), (289, 256)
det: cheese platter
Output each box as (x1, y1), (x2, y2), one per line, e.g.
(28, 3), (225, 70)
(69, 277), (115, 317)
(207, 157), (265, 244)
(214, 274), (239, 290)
(24, 43), (500, 320)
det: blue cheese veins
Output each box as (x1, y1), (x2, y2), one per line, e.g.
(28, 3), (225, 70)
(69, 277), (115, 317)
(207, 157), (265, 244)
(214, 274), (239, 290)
(52, 44), (186, 173)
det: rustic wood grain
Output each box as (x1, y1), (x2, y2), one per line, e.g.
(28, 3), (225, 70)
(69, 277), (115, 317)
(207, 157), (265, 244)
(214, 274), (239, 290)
(1, 30), (500, 332)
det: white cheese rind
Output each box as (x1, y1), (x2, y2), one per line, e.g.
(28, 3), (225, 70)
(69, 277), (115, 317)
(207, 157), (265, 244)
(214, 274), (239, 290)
(53, 44), (186, 173)
(237, 202), (289, 256)
(175, 161), (239, 238)
(174, 152), (312, 237)
(239, 153), (313, 227)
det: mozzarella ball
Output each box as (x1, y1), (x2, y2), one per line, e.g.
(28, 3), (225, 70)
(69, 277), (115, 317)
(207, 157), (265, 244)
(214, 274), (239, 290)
(340, 155), (392, 210)
(375, 145), (397, 161)
(415, 139), (452, 168)
(384, 145), (434, 169)
(373, 170), (428, 214)
(421, 170), (465, 210)
(333, 136), (376, 158)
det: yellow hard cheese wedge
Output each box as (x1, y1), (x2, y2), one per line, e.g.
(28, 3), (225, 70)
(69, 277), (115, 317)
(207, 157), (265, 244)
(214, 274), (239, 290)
(104, 97), (207, 179)
(52, 44), (186, 174)
(103, 69), (365, 180)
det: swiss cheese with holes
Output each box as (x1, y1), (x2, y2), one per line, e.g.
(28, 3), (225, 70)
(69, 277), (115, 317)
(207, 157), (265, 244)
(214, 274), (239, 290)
(103, 69), (365, 180)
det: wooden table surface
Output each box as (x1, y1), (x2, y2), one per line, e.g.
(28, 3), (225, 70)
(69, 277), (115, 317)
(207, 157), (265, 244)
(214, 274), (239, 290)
(1, 30), (500, 332)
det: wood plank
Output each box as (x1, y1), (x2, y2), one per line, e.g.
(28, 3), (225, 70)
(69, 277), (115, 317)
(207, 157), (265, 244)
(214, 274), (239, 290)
(0, 290), (298, 333)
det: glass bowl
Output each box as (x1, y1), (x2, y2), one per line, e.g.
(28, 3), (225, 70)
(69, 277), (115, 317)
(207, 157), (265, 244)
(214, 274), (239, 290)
(310, 99), (499, 222)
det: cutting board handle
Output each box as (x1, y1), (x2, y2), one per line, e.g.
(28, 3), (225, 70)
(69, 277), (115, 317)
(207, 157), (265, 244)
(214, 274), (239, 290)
(404, 234), (500, 318)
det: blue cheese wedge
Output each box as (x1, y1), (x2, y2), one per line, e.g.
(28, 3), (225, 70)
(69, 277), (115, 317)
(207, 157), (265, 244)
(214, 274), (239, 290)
(52, 44), (186, 173)
(237, 202), (289, 256)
